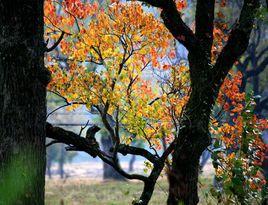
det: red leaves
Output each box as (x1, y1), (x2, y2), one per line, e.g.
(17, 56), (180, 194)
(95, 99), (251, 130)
(176, 0), (187, 11)
(220, 0), (226, 7)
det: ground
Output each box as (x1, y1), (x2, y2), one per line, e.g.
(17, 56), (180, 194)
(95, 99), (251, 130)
(45, 177), (217, 205)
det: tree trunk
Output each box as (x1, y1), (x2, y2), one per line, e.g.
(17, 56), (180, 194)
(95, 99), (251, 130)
(0, 1), (48, 204)
(167, 54), (216, 205)
(101, 135), (125, 180)
(167, 155), (200, 205)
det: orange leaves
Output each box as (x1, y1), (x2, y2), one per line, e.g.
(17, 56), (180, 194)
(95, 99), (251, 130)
(45, 0), (187, 151)
(258, 119), (268, 131)
(110, 0), (120, 4)
(219, 0), (226, 7)
(217, 11), (225, 19)
(44, 0), (97, 38)
(211, 24), (228, 61)
(63, 0), (98, 19)
(212, 70), (267, 198)
(176, 0), (187, 11)
(162, 64), (171, 70)
(168, 50), (176, 59)
(217, 71), (245, 114)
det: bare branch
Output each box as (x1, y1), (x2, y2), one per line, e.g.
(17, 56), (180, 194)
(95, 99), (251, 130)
(246, 57), (268, 78)
(46, 101), (85, 119)
(138, 0), (165, 8)
(114, 144), (158, 164)
(78, 120), (90, 136)
(257, 46), (268, 62)
(46, 122), (148, 181)
(46, 31), (65, 52)
(214, 0), (261, 84)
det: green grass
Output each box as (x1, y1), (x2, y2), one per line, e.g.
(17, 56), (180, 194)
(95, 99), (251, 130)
(45, 177), (218, 205)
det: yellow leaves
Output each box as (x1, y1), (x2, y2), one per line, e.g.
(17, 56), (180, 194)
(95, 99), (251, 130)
(45, 0), (188, 151)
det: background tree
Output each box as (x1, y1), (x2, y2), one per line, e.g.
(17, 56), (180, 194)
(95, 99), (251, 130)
(46, 142), (77, 178)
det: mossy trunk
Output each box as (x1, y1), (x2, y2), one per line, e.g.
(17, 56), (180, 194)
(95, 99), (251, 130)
(167, 55), (218, 205)
(0, 1), (48, 204)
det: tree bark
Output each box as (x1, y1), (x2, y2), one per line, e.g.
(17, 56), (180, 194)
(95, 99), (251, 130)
(0, 1), (48, 204)
(167, 67), (216, 205)
(167, 156), (200, 205)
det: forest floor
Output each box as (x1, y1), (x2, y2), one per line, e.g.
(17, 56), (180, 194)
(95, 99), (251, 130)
(45, 176), (218, 205)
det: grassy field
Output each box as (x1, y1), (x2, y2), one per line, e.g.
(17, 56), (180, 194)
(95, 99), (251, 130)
(45, 177), (217, 205)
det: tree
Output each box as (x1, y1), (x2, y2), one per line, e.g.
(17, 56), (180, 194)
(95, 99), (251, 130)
(44, 0), (263, 205)
(135, 0), (261, 204)
(236, 23), (268, 115)
(0, 1), (49, 204)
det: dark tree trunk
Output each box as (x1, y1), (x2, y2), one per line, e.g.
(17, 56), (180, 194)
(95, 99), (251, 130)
(0, 1), (48, 204)
(167, 52), (217, 205)
(101, 136), (125, 180)
(167, 155), (200, 205)
(167, 95), (215, 205)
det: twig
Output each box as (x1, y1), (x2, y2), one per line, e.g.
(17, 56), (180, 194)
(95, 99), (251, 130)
(46, 31), (65, 52)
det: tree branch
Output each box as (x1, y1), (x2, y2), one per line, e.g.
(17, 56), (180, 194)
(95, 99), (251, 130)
(246, 57), (268, 78)
(114, 144), (158, 164)
(46, 31), (65, 52)
(195, 0), (215, 56)
(139, 0), (198, 52)
(138, 0), (165, 8)
(214, 0), (260, 84)
(46, 122), (148, 181)
(46, 122), (100, 157)
(257, 46), (268, 62)
(259, 96), (268, 108)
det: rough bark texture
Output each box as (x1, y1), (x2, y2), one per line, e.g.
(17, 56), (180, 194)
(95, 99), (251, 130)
(0, 1), (48, 204)
(161, 0), (260, 204)
(167, 57), (216, 205)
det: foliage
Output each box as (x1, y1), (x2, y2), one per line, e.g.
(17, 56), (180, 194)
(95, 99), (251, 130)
(210, 71), (267, 204)
(44, 0), (266, 204)
(45, 0), (190, 153)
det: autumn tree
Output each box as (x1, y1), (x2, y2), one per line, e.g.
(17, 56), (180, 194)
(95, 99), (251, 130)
(44, 0), (264, 205)
(0, 1), (49, 204)
(140, 1), (262, 204)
